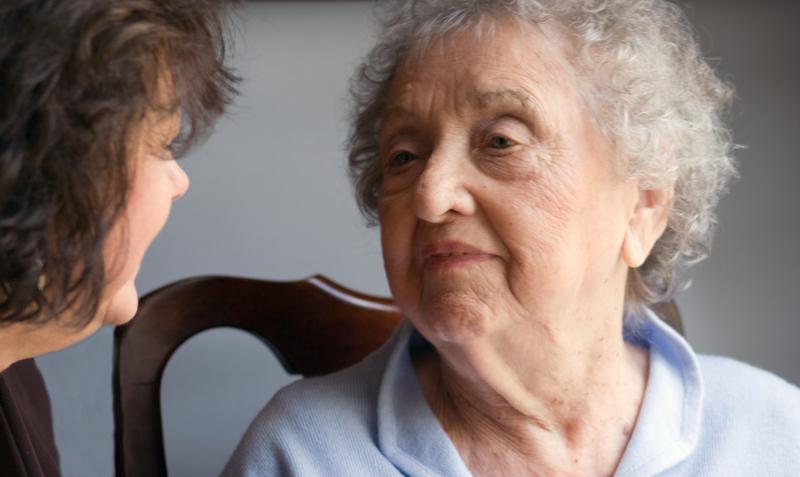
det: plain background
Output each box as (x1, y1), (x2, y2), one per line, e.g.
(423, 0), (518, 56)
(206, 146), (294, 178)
(34, 1), (799, 476)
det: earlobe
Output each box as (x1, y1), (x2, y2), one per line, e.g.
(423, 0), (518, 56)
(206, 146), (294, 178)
(622, 227), (647, 268)
(622, 186), (673, 268)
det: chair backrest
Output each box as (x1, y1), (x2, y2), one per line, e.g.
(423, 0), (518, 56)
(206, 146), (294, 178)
(112, 274), (684, 477)
(112, 275), (402, 477)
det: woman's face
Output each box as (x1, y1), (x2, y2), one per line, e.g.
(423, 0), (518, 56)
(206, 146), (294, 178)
(99, 109), (189, 325)
(377, 21), (640, 342)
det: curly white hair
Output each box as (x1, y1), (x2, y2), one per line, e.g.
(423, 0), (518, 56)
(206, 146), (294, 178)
(348, 0), (737, 308)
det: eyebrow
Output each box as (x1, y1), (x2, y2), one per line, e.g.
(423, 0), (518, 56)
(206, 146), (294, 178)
(469, 88), (538, 112)
(377, 106), (417, 142)
(378, 87), (543, 139)
(470, 88), (546, 138)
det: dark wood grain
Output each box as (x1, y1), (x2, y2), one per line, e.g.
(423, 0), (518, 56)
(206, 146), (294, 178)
(113, 275), (401, 477)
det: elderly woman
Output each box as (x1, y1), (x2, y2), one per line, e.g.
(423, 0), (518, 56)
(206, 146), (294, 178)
(0, 0), (237, 474)
(225, 0), (799, 475)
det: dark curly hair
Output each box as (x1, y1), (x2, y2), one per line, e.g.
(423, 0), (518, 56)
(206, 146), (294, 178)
(0, 0), (239, 327)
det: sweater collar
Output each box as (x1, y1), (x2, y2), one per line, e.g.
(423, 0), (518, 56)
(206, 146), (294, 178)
(615, 309), (704, 476)
(377, 321), (472, 476)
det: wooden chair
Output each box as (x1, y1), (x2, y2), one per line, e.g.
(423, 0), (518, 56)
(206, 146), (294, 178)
(112, 274), (683, 477)
(112, 275), (401, 477)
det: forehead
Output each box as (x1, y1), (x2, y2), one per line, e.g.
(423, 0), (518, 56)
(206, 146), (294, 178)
(387, 18), (578, 111)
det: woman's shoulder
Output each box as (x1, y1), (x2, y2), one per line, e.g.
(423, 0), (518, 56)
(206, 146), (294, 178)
(675, 355), (800, 472)
(270, 351), (386, 422)
(697, 354), (800, 430)
(0, 359), (61, 477)
(221, 341), (399, 476)
(257, 320), (410, 423)
(698, 354), (799, 398)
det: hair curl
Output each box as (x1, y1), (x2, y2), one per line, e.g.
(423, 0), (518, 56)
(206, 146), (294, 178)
(0, 0), (239, 327)
(348, 0), (737, 309)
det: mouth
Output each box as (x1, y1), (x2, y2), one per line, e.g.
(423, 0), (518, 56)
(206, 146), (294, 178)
(421, 241), (492, 270)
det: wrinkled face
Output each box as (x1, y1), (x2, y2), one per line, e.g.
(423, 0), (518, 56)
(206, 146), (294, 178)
(99, 108), (189, 325)
(377, 21), (638, 343)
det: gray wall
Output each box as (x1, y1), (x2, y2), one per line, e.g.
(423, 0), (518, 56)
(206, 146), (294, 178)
(34, 2), (799, 476)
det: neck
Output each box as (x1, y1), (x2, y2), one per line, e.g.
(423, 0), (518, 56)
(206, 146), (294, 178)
(413, 305), (649, 476)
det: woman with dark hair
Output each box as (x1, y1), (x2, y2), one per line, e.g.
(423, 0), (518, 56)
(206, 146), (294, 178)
(0, 0), (238, 474)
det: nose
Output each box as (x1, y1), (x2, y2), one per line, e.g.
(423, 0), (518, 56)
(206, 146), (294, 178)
(414, 147), (475, 223)
(171, 161), (190, 201)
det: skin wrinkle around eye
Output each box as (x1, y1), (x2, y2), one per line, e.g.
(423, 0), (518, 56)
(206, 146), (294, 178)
(379, 91), (564, 197)
(471, 120), (557, 184)
(380, 87), (548, 150)
(468, 88), (547, 139)
(139, 109), (181, 160)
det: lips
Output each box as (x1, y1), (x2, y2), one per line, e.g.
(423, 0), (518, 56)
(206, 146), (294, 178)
(421, 241), (491, 270)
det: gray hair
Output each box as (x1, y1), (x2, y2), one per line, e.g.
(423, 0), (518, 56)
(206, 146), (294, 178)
(348, 0), (737, 308)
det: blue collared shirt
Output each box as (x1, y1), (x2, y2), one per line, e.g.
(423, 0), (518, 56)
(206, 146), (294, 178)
(223, 310), (800, 476)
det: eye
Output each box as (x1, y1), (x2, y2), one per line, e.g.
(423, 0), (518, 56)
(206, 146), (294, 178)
(166, 140), (178, 156)
(152, 143), (174, 161)
(389, 150), (416, 168)
(488, 135), (516, 149)
(161, 136), (184, 160)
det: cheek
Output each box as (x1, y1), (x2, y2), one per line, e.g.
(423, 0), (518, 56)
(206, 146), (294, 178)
(126, 198), (170, 261)
(500, 169), (580, 254)
(490, 173), (587, 298)
(98, 190), (173, 325)
(578, 185), (631, 274)
(126, 166), (177, 258)
(378, 196), (417, 301)
(103, 174), (173, 296)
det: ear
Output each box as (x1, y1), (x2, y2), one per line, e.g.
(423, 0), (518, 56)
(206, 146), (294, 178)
(622, 185), (674, 268)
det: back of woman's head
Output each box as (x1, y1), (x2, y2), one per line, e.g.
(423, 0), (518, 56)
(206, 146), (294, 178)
(0, 0), (238, 327)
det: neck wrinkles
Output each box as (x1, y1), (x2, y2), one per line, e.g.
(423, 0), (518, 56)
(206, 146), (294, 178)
(413, 313), (650, 475)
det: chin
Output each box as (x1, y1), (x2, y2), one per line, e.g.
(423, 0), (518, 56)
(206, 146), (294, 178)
(413, 293), (493, 343)
(103, 281), (141, 325)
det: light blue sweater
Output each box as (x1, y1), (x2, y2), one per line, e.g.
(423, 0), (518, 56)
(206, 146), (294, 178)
(222, 310), (800, 476)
